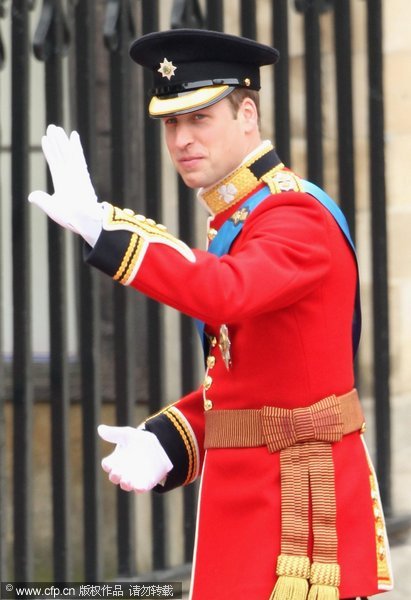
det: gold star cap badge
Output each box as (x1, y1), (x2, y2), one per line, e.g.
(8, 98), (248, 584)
(158, 58), (177, 80)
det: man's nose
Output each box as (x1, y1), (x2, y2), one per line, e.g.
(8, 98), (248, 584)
(174, 123), (193, 148)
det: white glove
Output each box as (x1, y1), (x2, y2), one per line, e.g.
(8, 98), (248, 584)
(28, 124), (103, 246)
(97, 424), (173, 493)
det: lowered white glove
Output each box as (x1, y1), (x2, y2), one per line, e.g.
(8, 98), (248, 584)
(97, 424), (173, 493)
(28, 124), (103, 246)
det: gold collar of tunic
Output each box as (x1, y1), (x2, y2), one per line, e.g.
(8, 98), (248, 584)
(199, 143), (304, 216)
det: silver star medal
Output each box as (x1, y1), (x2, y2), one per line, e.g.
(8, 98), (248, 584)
(218, 324), (232, 370)
(158, 58), (177, 80)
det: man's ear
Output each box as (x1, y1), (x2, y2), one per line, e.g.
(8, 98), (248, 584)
(238, 97), (259, 132)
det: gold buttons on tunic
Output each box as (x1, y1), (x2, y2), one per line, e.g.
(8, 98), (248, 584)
(132, 214), (167, 231)
(207, 356), (216, 369)
(203, 339), (217, 412)
(203, 375), (213, 390)
(207, 228), (218, 241)
(204, 398), (213, 411)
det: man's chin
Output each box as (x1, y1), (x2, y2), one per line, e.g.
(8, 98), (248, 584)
(180, 173), (205, 189)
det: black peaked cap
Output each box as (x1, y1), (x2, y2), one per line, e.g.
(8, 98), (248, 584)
(129, 29), (279, 118)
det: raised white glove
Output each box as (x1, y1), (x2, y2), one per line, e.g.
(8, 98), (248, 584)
(97, 424), (173, 493)
(28, 124), (103, 246)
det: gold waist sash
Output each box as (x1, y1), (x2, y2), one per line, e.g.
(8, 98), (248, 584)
(204, 389), (365, 600)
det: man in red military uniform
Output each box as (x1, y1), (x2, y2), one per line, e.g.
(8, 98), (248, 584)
(29, 29), (393, 600)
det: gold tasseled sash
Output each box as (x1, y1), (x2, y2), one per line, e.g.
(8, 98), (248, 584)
(204, 389), (365, 600)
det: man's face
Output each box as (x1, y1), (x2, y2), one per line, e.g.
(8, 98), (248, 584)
(162, 97), (258, 189)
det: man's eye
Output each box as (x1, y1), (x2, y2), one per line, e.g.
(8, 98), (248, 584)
(164, 118), (177, 125)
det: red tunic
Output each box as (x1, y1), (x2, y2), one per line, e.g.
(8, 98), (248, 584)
(86, 155), (393, 599)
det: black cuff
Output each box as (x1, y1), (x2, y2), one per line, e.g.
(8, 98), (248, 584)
(84, 228), (136, 279)
(145, 408), (198, 493)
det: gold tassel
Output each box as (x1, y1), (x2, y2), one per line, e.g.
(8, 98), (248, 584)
(308, 562), (340, 600)
(269, 554), (310, 600)
(307, 584), (339, 600)
(270, 574), (309, 600)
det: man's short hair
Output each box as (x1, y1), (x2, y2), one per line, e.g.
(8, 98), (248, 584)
(226, 88), (261, 129)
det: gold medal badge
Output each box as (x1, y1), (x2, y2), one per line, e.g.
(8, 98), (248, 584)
(218, 324), (232, 370)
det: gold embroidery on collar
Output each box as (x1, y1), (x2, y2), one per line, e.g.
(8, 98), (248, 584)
(202, 144), (284, 215)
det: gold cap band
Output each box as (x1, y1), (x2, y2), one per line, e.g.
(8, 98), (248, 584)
(149, 84), (232, 118)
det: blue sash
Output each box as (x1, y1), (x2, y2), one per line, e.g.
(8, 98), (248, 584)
(301, 181), (361, 356)
(195, 181), (361, 358)
(205, 185), (272, 256)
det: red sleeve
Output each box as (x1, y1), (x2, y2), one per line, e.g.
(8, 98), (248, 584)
(86, 192), (331, 328)
(85, 191), (332, 491)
